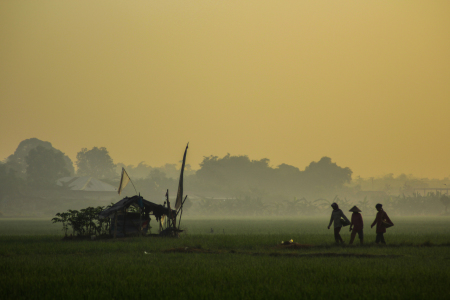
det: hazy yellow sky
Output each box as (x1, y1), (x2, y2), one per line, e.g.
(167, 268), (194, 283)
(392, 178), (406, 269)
(1, 1), (449, 178)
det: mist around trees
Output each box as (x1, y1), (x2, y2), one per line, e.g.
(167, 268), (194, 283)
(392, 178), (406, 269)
(76, 147), (116, 180)
(26, 146), (70, 188)
(1, 138), (450, 217)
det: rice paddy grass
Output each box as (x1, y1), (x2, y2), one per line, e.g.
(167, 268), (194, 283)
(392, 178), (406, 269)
(1, 216), (450, 299)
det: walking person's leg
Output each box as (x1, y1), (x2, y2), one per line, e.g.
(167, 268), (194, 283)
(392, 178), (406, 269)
(334, 227), (339, 243)
(376, 233), (381, 244)
(358, 230), (364, 245)
(380, 233), (386, 244)
(334, 227), (342, 244)
(335, 226), (344, 244)
(349, 230), (356, 244)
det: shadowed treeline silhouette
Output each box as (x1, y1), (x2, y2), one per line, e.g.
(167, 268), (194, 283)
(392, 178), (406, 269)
(1, 138), (449, 217)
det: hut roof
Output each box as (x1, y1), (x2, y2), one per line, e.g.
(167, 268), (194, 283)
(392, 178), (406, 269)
(99, 195), (175, 221)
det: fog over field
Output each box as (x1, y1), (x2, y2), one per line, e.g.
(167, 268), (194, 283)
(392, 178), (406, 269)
(1, 138), (449, 218)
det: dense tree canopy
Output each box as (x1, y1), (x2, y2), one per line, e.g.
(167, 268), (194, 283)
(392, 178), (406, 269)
(303, 156), (353, 191)
(25, 146), (70, 188)
(0, 162), (25, 202)
(76, 147), (116, 180)
(192, 154), (352, 198)
(5, 138), (74, 178)
(2, 139), (354, 203)
(133, 169), (177, 201)
(115, 162), (194, 180)
(194, 154), (273, 196)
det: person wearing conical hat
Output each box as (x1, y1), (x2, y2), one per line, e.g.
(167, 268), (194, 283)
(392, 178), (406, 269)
(348, 206), (364, 245)
(327, 203), (350, 244)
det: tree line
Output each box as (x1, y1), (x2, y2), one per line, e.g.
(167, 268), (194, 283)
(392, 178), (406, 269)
(2, 138), (449, 216)
(1, 138), (352, 196)
(1, 138), (116, 186)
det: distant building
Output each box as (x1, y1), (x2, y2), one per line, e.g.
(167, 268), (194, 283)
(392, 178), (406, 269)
(56, 176), (117, 192)
(0, 177), (121, 217)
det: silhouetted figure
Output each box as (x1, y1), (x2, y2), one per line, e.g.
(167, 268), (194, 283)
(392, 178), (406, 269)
(371, 203), (393, 244)
(210, 228), (214, 233)
(348, 206), (364, 245)
(328, 203), (350, 244)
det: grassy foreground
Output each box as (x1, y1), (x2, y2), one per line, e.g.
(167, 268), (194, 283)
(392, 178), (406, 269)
(1, 217), (450, 299)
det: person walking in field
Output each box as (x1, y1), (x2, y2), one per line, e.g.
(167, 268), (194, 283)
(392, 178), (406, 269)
(327, 203), (350, 244)
(348, 206), (364, 245)
(371, 203), (393, 244)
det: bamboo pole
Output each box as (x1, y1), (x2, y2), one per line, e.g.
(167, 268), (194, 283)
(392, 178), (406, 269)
(139, 206), (142, 237)
(113, 212), (117, 239)
(177, 195), (188, 229)
(123, 209), (127, 237)
(166, 189), (172, 228)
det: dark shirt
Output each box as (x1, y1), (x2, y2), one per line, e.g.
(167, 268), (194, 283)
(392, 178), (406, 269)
(371, 210), (393, 233)
(350, 212), (363, 231)
(328, 209), (350, 228)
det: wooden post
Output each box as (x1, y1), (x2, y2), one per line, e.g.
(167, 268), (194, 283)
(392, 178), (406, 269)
(113, 212), (117, 239)
(177, 195), (188, 229)
(166, 189), (172, 228)
(123, 209), (127, 237)
(139, 206), (142, 237)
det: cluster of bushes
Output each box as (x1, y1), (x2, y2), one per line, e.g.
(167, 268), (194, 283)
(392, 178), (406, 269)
(51, 206), (112, 237)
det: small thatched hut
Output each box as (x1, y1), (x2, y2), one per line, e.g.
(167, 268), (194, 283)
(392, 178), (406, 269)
(99, 195), (176, 238)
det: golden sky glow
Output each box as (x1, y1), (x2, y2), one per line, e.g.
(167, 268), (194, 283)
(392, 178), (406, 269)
(1, 1), (450, 178)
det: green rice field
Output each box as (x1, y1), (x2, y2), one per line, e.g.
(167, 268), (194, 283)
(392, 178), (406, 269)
(1, 216), (450, 299)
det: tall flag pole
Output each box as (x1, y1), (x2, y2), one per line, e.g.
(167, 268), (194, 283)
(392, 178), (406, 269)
(175, 143), (189, 210)
(118, 167), (137, 195)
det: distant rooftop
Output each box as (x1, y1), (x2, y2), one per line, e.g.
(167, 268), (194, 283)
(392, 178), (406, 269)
(56, 176), (117, 192)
